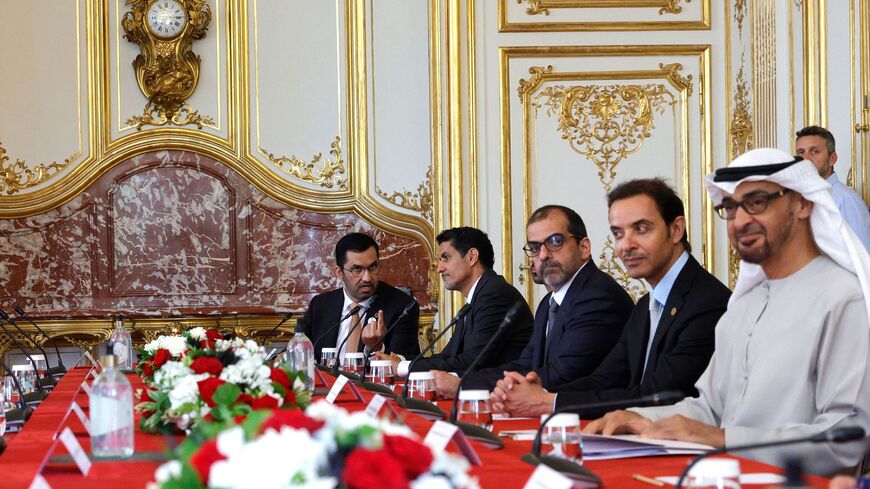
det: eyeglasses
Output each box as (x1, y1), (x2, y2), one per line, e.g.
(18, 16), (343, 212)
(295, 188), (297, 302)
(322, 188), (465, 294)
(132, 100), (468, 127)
(522, 233), (582, 257)
(341, 263), (380, 277)
(714, 189), (791, 220)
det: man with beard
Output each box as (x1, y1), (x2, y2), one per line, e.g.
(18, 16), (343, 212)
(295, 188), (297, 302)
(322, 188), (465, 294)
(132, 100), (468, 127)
(490, 179), (730, 418)
(584, 148), (870, 476)
(299, 232), (421, 361)
(431, 205), (633, 399)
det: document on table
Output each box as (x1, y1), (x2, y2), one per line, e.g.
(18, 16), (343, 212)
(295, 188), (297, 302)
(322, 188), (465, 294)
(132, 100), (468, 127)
(496, 431), (713, 460)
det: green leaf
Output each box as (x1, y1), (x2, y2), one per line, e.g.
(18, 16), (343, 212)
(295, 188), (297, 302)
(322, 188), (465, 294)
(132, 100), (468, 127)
(213, 383), (241, 406)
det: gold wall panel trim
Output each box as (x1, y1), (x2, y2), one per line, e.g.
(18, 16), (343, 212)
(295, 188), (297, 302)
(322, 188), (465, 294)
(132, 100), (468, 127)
(259, 136), (348, 190)
(500, 45), (713, 284)
(0, 143), (77, 196)
(447, 0), (464, 228)
(499, 0), (710, 32)
(376, 164), (434, 222)
(801, 0), (828, 127)
(750, 0), (777, 148)
(467, 0), (479, 227)
(598, 235), (648, 301)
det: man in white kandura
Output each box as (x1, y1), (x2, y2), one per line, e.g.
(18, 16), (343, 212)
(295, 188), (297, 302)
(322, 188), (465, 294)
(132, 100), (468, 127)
(584, 148), (870, 476)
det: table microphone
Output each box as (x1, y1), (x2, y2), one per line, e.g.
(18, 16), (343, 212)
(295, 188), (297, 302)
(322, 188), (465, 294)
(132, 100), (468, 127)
(310, 302), (365, 374)
(262, 311), (294, 347)
(674, 426), (866, 488)
(0, 316), (49, 393)
(332, 295), (378, 373)
(395, 303), (472, 419)
(0, 361), (34, 429)
(358, 299), (417, 397)
(522, 391), (685, 484)
(0, 309), (57, 387)
(13, 306), (66, 377)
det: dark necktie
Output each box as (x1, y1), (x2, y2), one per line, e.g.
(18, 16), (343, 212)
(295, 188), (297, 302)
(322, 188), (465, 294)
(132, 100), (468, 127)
(543, 298), (559, 362)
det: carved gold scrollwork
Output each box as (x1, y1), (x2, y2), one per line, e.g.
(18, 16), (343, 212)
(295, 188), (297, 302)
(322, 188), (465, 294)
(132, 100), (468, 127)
(515, 0), (689, 16)
(733, 0), (747, 32)
(598, 235), (647, 301)
(658, 63), (694, 95)
(260, 136), (347, 190)
(0, 335), (13, 358)
(535, 82), (677, 193)
(518, 65), (553, 99)
(376, 165), (434, 222)
(0, 142), (75, 195)
(729, 67), (754, 160)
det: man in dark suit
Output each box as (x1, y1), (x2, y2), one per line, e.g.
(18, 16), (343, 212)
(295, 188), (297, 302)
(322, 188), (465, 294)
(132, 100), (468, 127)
(440, 206), (634, 398)
(299, 232), (420, 361)
(375, 227), (533, 379)
(491, 178), (730, 418)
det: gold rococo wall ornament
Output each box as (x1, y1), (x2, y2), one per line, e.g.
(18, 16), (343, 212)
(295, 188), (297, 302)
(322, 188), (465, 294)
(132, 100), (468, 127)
(122, 0), (213, 130)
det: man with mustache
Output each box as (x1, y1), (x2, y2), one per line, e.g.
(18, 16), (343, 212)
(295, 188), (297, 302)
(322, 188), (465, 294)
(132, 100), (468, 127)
(431, 206), (634, 399)
(299, 232), (421, 361)
(489, 179), (730, 418)
(584, 149), (870, 476)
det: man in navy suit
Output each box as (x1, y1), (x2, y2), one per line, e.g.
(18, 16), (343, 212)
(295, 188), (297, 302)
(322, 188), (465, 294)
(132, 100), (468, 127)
(299, 232), (420, 361)
(491, 179), (730, 418)
(434, 206), (634, 398)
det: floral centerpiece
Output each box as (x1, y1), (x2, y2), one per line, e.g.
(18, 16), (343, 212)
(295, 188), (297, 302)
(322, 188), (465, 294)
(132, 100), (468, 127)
(149, 400), (479, 489)
(136, 328), (310, 433)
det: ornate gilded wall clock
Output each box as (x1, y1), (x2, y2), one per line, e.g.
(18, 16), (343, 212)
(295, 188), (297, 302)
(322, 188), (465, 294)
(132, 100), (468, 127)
(122, 0), (213, 130)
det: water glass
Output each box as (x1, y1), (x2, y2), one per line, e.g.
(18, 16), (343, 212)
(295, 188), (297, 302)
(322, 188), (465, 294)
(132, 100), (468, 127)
(367, 359), (395, 386)
(13, 365), (35, 394)
(342, 352), (365, 374)
(2, 376), (15, 409)
(686, 458), (742, 489)
(542, 413), (583, 463)
(32, 354), (48, 376)
(407, 372), (436, 401)
(457, 389), (493, 431)
(320, 347), (338, 366)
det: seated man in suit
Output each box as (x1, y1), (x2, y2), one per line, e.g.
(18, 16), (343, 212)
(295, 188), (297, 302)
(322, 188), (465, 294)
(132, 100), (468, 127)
(435, 205), (634, 399)
(299, 232), (420, 361)
(491, 179), (730, 418)
(375, 227), (534, 378)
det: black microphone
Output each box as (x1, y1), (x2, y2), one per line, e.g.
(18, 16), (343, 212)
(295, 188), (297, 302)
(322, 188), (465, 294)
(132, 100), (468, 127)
(674, 426), (866, 488)
(0, 309), (57, 384)
(332, 295), (378, 372)
(394, 303), (472, 420)
(358, 300), (417, 397)
(522, 391), (685, 484)
(13, 306), (66, 377)
(311, 303), (365, 366)
(262, 311), (294, 350)
(0, 361), (35, 429)
(0, 315), (48, 393)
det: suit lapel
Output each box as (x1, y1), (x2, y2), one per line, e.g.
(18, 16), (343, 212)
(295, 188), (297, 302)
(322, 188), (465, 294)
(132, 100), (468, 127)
(533, 292), (552, 368)
(645, 257), (699, 367)
(544, 261), (596, 361)
(629, 294), (652, 384)
(324, 290), (345, 347)
(447, 271), (494, 355)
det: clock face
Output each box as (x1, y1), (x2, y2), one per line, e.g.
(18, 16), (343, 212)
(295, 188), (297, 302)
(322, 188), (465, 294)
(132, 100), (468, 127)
(147, 0), (187, 39)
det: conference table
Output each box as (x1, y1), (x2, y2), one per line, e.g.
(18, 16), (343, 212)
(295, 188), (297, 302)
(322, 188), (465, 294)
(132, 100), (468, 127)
(0, 368), (829, 488)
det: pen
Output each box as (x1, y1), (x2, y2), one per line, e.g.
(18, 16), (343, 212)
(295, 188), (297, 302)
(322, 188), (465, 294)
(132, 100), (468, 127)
(632, 474), (665, 487)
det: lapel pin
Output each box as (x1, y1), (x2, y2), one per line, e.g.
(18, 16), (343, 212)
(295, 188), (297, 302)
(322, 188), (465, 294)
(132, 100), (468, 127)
(670, 307), (677, 316)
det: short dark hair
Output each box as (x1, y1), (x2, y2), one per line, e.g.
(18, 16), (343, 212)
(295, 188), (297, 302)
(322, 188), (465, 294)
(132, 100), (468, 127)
(335, 232), (379, 268)
(527, 205), (588, 239)
(607, 178), (691, 253)
(436, 227), (495, 269)
(795, 125), (836, 153)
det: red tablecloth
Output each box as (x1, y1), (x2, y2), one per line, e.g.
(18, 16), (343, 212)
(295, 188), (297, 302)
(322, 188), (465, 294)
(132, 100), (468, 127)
(0, 369), (830, 488)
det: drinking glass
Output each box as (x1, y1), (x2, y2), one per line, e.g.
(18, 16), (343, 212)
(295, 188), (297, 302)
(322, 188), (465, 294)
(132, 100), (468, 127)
(542, 413), (583, 463)
(407, 372), (436, 401)
(457, 389), (493, 430)
(367, 360), (395, 386)
(686, 458), (742, 489)
(342, 352), (365, 374)
(320, 347), (338, 366)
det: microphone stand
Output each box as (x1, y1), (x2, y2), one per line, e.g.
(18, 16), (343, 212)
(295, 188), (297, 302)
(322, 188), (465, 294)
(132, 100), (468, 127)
(261, 311), (294, 349)
(359, 300), (417, 397)
(331, 312), (368, 382)
(311, 304), (364, 376)
(0, 317), (47, 394)
(0, 361), (34, 428)
(12, 307), (66, 377)
(674, 427), (866, 488)
(0, 310), (56, 387)
(522, 391), (685, 483)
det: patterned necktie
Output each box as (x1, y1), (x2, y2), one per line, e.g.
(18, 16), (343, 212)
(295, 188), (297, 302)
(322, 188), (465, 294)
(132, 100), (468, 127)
(642, 299), (661, 379)
(345, 303), (362, 353)
(545, 297), (560, 338)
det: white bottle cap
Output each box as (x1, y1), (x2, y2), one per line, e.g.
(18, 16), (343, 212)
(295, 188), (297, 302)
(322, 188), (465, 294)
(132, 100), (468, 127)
(408, 372), (435, 381)
(321, 347), (338, 354)
(541, 413), (580, 428)
(344, 352), (365, 359)
(458, 389), (490, 401)
(688, 458), (741, 479)
(370, 360), (394, 368)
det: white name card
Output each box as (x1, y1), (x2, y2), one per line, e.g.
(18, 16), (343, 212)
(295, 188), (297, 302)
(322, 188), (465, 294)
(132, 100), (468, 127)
(523, 465), (574, 489)
(80, 381), (92, 398)
(325, 375), (366, 404)
(70, 401), (91, 435)
(423, 421), (481, 466)
(58, 427), (91, 476)
(364, 394), (399, 419)
(82, 351), (102, 369)
(28, 474), (53, 489)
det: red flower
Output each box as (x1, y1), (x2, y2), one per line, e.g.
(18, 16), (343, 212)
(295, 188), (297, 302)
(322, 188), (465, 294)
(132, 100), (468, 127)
(270, 367), (292, 391)
(203, 329), (223, 349)
(383, 435), (433, 479)
(251, 395), (280, 410)
(138, 389), (158, 418)
(259, 409), (324, 435)
(197, 377), (227, 407)
(190, 356), (224, 376)
(142, 363), (154, 378)
(189, 439), (226, 484)
(237, 393), (254, 406)
(342, 448), (409, 489)
(153, 348), (171, 368)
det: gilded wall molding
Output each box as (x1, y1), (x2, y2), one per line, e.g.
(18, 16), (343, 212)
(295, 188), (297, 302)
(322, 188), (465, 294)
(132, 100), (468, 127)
(499, 0), (710, 31)
(599, 235), (647, 301)
(517, 0), (690, 17)
(376, 164), (434, 222)
(0, 142), (76, 195)
(729, 67), (754, 158)
(259, 136), (348, 190)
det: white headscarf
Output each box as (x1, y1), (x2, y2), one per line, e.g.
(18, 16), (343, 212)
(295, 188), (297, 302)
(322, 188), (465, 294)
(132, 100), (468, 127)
(705, 148), (870, 321)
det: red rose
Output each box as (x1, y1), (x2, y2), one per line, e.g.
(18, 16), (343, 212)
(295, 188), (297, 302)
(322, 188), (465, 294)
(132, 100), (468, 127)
(236, 393), (254, 406)
(342, 448), (409, 489)
(142, 363), (154, 378)
(383, 435), (433, 479)
(204, 329), (223, 349)
(197, 377), (227, 407)
(138, 389), (157, 418)
(190, 356), (224, 376)
(189, 439), (226, 484)
(251, 395), (280, 410)
(270, 367), (292, 391)
(153, 349), (171, 368)
(234, 414), (247, 424)
(283, 389), (296, 407)
(259, 409), (324, 435)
